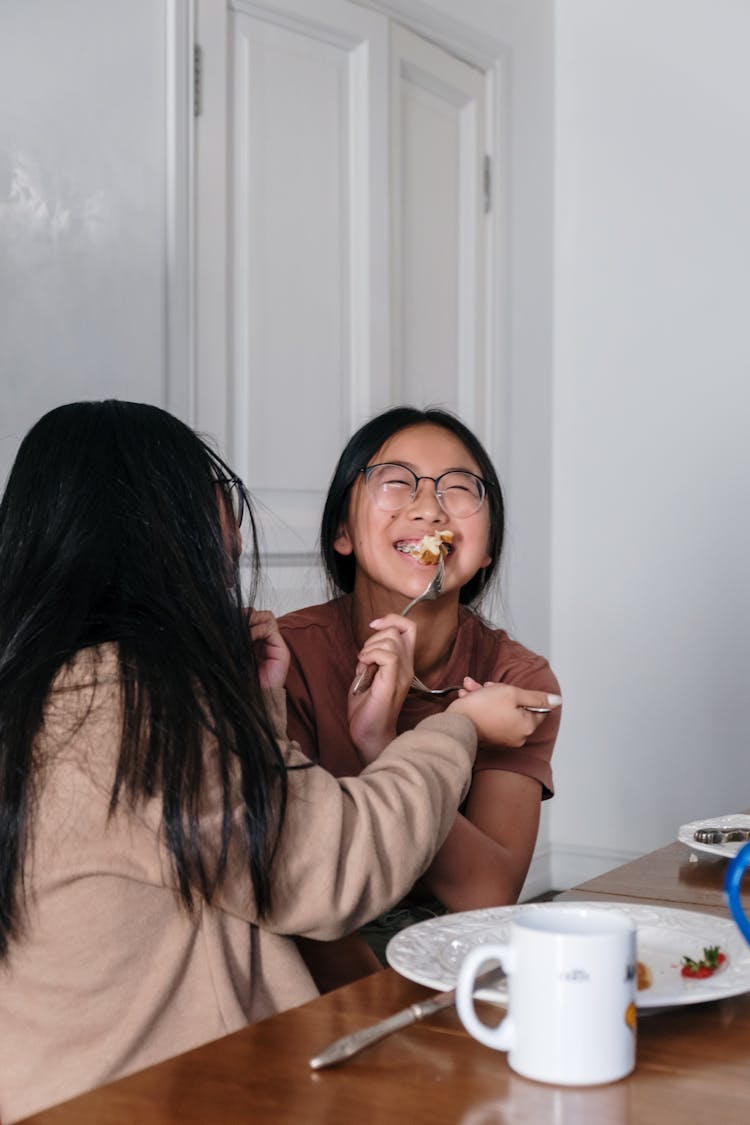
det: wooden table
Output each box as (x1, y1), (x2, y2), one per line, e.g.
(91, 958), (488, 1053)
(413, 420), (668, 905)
(565, 838), (750, 915)
(19, 836), (750, 1125)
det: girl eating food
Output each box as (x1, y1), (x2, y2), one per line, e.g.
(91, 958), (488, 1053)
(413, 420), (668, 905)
(280, 406), (562, 981)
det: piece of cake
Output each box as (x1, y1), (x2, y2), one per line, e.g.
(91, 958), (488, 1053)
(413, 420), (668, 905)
(398, 529), (453, 565)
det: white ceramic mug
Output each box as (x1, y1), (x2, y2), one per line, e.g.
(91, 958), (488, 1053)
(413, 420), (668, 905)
(455, 905), (637, 1086)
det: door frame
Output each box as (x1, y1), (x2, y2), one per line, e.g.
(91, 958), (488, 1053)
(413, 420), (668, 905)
(164, 0), (196, 425)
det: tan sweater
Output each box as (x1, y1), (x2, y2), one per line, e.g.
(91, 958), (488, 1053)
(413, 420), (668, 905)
(0, 649), (476, 1122)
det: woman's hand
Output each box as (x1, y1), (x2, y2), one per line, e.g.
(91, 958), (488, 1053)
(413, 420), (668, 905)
(248, 609), (290, 691)
(447, 681), (562, 747)
(347, 613), (416, 763)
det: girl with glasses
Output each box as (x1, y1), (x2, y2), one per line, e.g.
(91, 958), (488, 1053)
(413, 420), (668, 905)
(279, 407), (562, 987)
(0, 400), (522, 1122)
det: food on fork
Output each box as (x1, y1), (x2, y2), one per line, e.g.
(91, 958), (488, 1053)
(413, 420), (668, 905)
(397, 530), (453, 566)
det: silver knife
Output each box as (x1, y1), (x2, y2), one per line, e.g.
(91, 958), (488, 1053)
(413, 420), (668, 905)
(309, 966), (505, 1070)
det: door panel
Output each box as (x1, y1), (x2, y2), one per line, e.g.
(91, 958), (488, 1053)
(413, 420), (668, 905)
(230, 5), (389, 563)
(196, 0), (388, 613)
(390, 23), (487, 435)
(231, 13), (351, 543)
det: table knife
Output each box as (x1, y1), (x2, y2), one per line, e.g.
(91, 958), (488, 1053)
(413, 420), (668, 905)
(309, 966), (505, 1070)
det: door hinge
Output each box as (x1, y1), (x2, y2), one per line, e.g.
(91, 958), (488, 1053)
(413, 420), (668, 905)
(483, 154), (492, 214)
(194, 44), (203, 118)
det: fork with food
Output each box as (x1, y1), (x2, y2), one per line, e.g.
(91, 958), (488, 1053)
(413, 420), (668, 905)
(352, 532), (451, 694)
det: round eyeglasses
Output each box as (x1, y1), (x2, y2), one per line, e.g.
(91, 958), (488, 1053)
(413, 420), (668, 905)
(361, 462), (487, 519)
(215, 475), (246, 527)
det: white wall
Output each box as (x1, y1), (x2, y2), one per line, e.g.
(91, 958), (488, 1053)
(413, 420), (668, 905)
(550, 0), (750, 884)
(0, 0), (168, 486)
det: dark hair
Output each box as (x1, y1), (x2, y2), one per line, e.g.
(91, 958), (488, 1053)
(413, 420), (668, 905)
(321, 406), (504, 605)
(0, 400), (285, 959)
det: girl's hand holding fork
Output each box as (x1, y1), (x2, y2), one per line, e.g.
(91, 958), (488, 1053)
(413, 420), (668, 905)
(348, 614), (417, 763)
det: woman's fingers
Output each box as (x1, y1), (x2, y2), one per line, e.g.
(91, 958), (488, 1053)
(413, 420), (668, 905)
(448, 683), (561, 747)
(480, 683), (562, 714)
(247, 608), (289, 690)
(248, 608), (277, 639)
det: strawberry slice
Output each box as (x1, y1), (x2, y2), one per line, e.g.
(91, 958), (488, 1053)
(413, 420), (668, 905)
(681, 945), (727, 979)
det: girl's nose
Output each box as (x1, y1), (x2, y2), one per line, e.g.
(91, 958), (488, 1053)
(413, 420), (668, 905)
(406, 478), (446, 520)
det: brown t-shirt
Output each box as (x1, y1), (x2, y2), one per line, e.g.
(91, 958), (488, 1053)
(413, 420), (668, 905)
(280, 597), (560, 798)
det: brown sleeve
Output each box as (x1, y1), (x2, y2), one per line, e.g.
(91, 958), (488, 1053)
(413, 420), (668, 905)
(473, 655), (561, 799)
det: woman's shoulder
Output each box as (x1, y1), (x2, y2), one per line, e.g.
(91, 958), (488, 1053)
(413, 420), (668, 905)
(459, 608), (558, 688)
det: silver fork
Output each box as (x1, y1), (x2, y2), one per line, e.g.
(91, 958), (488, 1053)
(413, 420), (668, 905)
(409, 679), (464, 696)
(409, 683), (551, 709)
(352, 555), (552, 709)
(352, 554), (446, 695)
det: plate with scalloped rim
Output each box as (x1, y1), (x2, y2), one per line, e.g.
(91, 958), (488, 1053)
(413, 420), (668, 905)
(678, 814), (750, 860)
(385, 901), (750, 1009)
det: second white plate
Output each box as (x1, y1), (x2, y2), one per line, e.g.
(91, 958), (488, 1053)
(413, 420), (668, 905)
(385, 901), (750, 1009)
(677, 814), (750, 859)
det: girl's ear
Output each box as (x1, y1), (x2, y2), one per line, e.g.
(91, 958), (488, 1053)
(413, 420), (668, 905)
(481, 552), (492, 570)
(333, 524), (354, 556)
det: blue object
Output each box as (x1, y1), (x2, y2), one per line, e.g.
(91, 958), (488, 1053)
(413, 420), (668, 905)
(725, 840), (750, 947)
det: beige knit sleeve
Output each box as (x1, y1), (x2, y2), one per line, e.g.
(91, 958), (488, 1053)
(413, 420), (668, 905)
(215, 710), (477, 939)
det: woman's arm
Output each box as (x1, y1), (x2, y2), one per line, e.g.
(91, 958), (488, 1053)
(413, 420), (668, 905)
(417, 675), (562, 909)
(416, 769), (542, 908)
(207, 710), (477, 939)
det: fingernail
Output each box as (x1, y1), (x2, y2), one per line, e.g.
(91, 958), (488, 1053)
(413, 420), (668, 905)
(547, 693), (563, 706)
(369, 618), (383, 628)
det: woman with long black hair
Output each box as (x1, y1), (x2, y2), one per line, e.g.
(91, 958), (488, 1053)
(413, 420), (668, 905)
(0, 400), (520, 1122)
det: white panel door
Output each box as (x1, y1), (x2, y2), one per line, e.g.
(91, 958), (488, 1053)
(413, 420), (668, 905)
(390, 22), (488, 437)
(195, 0), (389, 611)
(194, 1), (492, 614)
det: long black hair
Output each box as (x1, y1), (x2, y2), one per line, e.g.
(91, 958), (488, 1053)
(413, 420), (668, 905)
(0, 400), (285, 959)
(321, 406), (505, 605)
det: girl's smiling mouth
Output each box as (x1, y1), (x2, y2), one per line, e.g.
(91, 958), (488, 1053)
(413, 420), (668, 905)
(394, 530), (454, 564)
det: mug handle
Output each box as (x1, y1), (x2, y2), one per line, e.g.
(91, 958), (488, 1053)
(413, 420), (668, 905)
(725, 839), (750, 946)
(455, 943), (515, 1051)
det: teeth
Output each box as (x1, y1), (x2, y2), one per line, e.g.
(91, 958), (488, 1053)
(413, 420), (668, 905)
(395, 536), (454, 557)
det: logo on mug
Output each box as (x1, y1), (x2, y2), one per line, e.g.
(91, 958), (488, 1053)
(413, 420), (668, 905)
(560, 967), (590, 982)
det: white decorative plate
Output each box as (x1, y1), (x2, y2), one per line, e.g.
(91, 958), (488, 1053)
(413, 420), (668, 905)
(385, 901), (750, 1009)
(678, 814), (750, 859)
